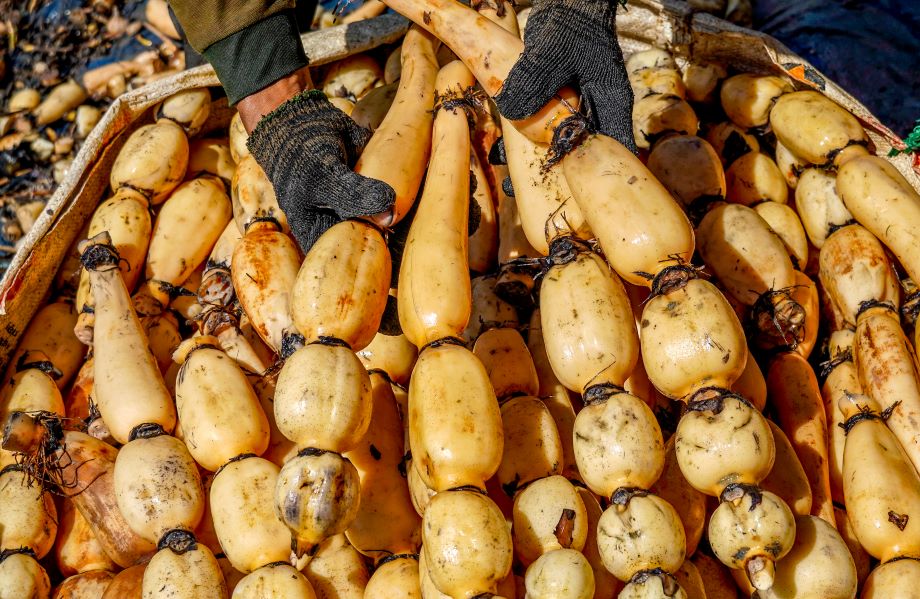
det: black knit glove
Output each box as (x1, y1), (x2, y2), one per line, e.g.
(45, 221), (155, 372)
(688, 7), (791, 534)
(247, 90), (396, 253)
(494, 0), (636, 152)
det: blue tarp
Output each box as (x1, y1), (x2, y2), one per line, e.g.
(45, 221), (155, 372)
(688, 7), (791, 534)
(754, 0), (920, 138)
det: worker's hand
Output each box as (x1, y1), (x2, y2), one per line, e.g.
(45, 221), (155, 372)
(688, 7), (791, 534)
(494, 0), (636, 152)
(246, 89), (395, 254)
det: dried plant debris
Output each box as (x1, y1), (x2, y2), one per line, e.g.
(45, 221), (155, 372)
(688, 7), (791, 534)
(0, 0), (183, 275)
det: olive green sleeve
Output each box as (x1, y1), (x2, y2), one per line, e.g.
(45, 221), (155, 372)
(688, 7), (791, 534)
(168, 0), (312, 105)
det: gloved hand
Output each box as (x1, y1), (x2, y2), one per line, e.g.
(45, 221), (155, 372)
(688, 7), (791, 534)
(247, 89), (396, 253)
(494, 0), (636, 152)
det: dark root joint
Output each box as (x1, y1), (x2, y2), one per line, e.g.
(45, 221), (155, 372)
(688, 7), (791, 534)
(611, 487), (649, 506)
(377, 553), (420, 567)
(582, 382), (626, 406)
(752, 287), (806, 348)
(15, 352), (63, 379)
(310, 336), (352, 350)
(245, 215), (283, 233)
(2, 411), (82, 496)
(686, 387), (753, 414)
(280, 333), (307, 360)
(79, 242), (121, 272)
(433, 86), (484, 127)
(158, 529), (198, 554)
(214, 453), (257, 477)
(839, 400), (901, 435)
(856, 299), (898, 320)
(545, 115), (591, 170)
(198, 307), (240, 338)
(446, 484), (488, 495)
(818, 347), (853, 381)
(629, 569), (682, 596)
(720, 482), (764, 511)
(297, 447), (333, 458)
(546, 236), (592, 267)
(128, 422), (167, 442)
(648, 262), (701, 297)
(901, 288), (920, 324)
(420, 336), (467, 352)
(0, 547), (37, 563)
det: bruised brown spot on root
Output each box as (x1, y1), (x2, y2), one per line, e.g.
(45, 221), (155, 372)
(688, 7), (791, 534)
(553, 509), (578, 548)
(888, 510), (909, 531)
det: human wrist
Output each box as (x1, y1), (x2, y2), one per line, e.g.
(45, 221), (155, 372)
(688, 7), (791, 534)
(237, 66), (315, 133)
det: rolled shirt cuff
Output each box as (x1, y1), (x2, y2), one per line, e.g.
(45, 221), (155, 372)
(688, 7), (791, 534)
(203, 9), (309, 105)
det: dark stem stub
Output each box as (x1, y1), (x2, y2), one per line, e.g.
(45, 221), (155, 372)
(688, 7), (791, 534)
(826, 220), (856, 237)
